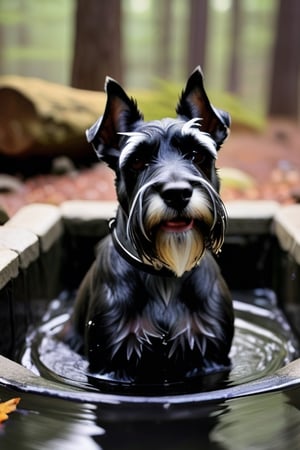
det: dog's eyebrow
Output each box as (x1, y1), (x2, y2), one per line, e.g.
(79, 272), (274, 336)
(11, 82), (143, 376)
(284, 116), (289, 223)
(181, 119), (217, 159)
(118, 132), (149, 167)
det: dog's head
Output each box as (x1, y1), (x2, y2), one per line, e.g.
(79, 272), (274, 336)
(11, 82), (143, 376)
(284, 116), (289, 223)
(87, 67), (230, 276)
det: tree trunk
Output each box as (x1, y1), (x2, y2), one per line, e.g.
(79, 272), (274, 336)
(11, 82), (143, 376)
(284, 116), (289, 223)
(227, 0), (241, 94)
(17, 0), (31, 76)
(155, 0), (173, 79)
(268, 0), (300, 119)
(0, 24), (4, 74)
(187, 0), (208, 74)
(71, 0), (122, 91)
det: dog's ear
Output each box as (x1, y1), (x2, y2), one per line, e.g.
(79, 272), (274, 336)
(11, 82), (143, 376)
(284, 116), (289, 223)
(176, 66), (230, 149)
(86, 78), (143, 169)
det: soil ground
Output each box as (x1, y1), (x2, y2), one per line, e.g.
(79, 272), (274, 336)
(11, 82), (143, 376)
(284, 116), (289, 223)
(0, 119), (299, 218)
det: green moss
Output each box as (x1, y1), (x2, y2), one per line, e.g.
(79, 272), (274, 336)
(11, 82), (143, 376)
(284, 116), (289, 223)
(131, 81), (265, 132)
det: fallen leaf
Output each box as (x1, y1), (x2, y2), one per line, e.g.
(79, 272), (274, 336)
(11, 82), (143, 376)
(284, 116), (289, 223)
(0, 397), (21, 422)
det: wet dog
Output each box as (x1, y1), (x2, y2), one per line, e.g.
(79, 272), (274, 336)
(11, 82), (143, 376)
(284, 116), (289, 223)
(68, 66), (234, 383)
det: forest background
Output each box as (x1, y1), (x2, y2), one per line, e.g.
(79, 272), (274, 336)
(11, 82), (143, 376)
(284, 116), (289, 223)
(1, 0), (299, 118)
(0, 0), (299, 215)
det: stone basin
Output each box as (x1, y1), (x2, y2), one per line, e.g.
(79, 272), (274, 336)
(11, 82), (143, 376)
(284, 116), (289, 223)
(0, 199), (300, 449)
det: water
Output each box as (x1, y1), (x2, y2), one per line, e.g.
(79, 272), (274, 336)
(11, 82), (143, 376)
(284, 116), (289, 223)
(20, 289), (298, 395)
(0, 383), (299, 450)
(1, 289), (300, 449)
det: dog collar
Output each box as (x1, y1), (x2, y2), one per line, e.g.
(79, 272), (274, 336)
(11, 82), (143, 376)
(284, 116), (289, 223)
(110, 224), (174, 277)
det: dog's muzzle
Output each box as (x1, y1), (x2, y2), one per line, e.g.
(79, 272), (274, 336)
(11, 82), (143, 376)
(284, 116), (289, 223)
(124, 175), (227, 276)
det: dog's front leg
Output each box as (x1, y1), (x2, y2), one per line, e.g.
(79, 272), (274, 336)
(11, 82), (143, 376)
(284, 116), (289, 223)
(71, 237), (142, 381)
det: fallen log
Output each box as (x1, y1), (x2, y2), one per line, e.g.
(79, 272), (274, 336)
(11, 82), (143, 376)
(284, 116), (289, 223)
(0, 76), (106, 160)
(0, 75), (264, 170)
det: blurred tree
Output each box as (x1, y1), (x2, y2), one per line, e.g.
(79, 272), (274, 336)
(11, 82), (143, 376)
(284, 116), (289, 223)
(187, 0), (208, 74)
(0, 24), (4, 73)
(227, 0), (241, 94)
(71, 0), (122, 91)
(155, 0), (172, 79)
(17, 0), (30, 75)
(268, 0), (300, 119)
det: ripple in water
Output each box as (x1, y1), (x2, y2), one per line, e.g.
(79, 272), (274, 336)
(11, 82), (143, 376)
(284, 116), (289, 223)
(20, 289), (298, 395)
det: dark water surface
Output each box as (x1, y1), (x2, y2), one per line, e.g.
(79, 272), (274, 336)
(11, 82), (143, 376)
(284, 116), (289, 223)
(1, 384), (300, 450)
(0, 289), (300, 449)
(20, 289), (298, 392)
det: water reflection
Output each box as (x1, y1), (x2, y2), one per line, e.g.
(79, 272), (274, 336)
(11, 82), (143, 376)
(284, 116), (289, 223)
(212, 389), (300, 450)
(0, 389), (105, 450)
(1, 386), (300, 450)
(1, 289), (300, 449)
(20, 291), (298, 394)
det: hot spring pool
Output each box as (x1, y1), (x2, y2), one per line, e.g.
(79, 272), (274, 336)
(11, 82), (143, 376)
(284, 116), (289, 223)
(0, 289), (300, 450)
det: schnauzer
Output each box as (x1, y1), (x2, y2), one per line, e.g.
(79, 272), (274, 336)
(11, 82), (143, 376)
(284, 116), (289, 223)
(67, 66), (234, 384)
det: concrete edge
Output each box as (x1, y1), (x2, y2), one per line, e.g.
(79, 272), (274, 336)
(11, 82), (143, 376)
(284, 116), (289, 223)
(273, 204), (300, 265)
(0, 226), (39, 269)
(0, 354), (300, 406)
(0, 200), (300, 399)
(60, 200), (117, 236)
(0, 249), (19, 290)
(0, 199), (299, 290)
(225, 200), (280, 235)
(5, 203), (63, 253)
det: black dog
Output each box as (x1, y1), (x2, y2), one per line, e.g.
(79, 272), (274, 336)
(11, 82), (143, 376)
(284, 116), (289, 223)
(68, 66), (234, 384)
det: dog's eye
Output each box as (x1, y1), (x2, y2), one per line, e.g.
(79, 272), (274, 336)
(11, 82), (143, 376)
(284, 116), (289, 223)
(130, 157), (149, 172)
(192, 150), (206, 165)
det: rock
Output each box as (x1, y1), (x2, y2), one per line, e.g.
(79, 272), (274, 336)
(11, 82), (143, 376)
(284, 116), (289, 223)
(0, 174), (23, 193)
(51, 156), (77, 175)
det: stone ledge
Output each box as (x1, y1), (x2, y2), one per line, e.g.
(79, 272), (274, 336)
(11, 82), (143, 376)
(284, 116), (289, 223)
(60, 199), (281, 237)
(225, 200), (280, 235)
(60, 200), (117, 236)
(0, 200), (298, 291)
(0, 226), (39, 269)
(274, 204), (300, 264)
(0, 249), (19, 289)
(5, 203), (63, 252)
(0, 353), (300, 404)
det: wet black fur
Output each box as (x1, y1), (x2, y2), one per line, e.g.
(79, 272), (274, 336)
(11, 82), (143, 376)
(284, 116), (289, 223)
(67, 67), (234, 383)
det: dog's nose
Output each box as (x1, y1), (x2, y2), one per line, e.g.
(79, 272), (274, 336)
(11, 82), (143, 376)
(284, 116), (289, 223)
(160, 182), (193, 209)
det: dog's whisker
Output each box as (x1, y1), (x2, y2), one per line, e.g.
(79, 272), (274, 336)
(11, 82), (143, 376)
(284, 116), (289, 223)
(191, 178), (227, 254)
(138, 190), (149, 241)
(126, 180), (153, 242)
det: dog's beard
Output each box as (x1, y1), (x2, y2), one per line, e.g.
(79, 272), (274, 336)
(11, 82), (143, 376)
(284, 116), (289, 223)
(145, 189), (214, 276)
(126, 179), (226, 277)
(154, 227), (205, 276)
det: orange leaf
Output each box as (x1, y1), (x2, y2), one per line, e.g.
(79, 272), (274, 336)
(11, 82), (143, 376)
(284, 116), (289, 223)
(0, 397), (21, 423)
